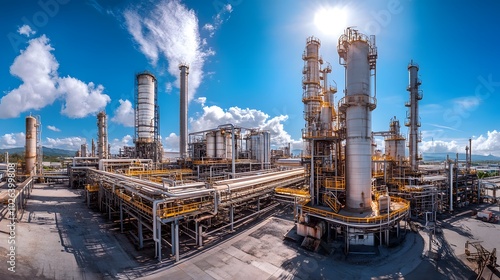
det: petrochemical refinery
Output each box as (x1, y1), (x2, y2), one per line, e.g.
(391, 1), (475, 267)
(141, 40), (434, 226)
(1, 27), (499, 279)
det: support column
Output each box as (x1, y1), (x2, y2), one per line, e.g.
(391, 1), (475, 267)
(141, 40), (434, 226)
(257, 198), (260, 211)
(171, 222), (176, 256)
(385, 229), (389, 245)
(175, 220), (180, 262)
(120, 200), (123, 233)
(230, 205), (234, 232)
(195, 221), (199, 246)
(198, 223), (203, 246)
(157, 219), (162, 262)
(138, 217), (144, 249)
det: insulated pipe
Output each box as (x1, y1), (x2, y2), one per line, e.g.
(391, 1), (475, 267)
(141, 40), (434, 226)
(98, 159), (152, 171)
(72, 157), (99, 167)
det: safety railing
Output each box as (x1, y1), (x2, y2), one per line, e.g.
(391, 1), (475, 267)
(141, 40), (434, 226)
(301, 196), (410, 225)
(275, 187), (310, 197)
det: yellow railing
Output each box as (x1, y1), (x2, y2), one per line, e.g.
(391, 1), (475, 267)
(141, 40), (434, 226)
(115, 190), (153, 215)
(324, 177), (345, 190)
(157, 201), (207, 219)
(85, 184), (99, 192)
(323, 193), (341, 213)
(275, 187), (310, 197)
(125, 169), (193, 176)
(302, 196), (410, 225)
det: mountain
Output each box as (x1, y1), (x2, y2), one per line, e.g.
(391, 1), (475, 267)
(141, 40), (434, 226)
(0, 146), (76, 157)
(422, 153), (500, 162)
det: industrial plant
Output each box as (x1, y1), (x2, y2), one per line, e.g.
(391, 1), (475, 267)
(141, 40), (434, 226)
(1, 27), (499, 279)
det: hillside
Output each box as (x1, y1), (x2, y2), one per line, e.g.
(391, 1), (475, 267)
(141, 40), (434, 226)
(0, 146), (76, 157)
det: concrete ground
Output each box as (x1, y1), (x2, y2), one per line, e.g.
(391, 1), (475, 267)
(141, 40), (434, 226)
(0, 183), (498, 279)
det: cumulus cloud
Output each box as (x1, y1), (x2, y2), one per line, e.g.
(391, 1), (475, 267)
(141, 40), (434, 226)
(0, 34), (110, 119)
(190, 105), (301, 149)
(45, 136), (86, 151)
(111, 99), (134, 127)
(164, 133), (179, 152)
(420, 130), (500, 156)
(124, 0), (228, 102)
(18, 24), (36, 37)
(0, 133), (25, 149)
(472, 130), (500, 156)
(110, 135), (133, 154)
(47, 125), (61, 132)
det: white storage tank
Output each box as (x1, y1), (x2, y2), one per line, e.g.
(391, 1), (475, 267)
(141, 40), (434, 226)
(136, 73), (156, 143)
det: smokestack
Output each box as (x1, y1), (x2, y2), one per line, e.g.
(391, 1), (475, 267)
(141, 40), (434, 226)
(179, 63), (189, 158)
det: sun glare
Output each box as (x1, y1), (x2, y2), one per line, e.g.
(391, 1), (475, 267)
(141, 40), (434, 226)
(314, 7), (348, 37)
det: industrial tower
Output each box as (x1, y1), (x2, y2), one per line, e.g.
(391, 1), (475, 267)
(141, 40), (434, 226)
(179, 64), (189, 159)
(134, 72), (162, 163)
(405, 61), (422, 172)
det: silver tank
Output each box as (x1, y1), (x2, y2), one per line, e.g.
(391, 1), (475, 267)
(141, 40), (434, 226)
(136, 73), (156, 143)
(25, 116), (37, 175)
(339, 28), (377, 211)
(206, 132), (215, 158)
(225, 132), (232, 160)
(215, 130), (225, 158)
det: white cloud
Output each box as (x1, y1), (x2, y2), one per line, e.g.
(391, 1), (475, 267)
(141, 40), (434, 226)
(45, 136), (86, 151)
(165, 82), (173, 93)
(58, 77), (110, 118)
(203, 23), (215, 32)
(190, 105), (301, 150)
(18, 25), (36, 37)
(0, 35), (111, 119)
(454, 96), (481, 111)
(472, 130), (500, 156)
(419, 130), (500, 156)
(164, 133), (179, 152)
(47, 125), (61, 132)
(110, 135), (133, 154)
(124, 0), (213, 102)
(0, 132), (25, 149)
(194, 97), (206, 106)
(111, 99), (134, 127)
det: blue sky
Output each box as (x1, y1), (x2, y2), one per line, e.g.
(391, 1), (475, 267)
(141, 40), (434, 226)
(1, 0), (499, 156)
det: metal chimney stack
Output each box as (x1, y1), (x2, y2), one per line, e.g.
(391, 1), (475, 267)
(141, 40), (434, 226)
(338, 28), (377, 211)
(179, 63), (189, 159)
(405, 60), (422, 172)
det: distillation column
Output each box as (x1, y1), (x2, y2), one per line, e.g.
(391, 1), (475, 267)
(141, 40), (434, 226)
(405, 61), (422, 172)
(97, 111), (108, 159)
(179, 64), (189, 159)
(25, 116), (37, 175)
(302, 36), (323, 153)
(338, 28), (377, 211)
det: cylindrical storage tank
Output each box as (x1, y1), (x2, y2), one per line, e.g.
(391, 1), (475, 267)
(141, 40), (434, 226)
(216, 130), (225, 158)
(136, 73), (156, 143)
(206, 132), (215, 158)
(344, 37), (374, 211)
(25, 116), (37, 175)
(245, 137), (252, 159)
(262, 131), (270, 163)
(225, 133), (232, 160)
(251, 134), (259, 161)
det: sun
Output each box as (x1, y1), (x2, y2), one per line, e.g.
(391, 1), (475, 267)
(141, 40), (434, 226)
(314, 6), (348, 37)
